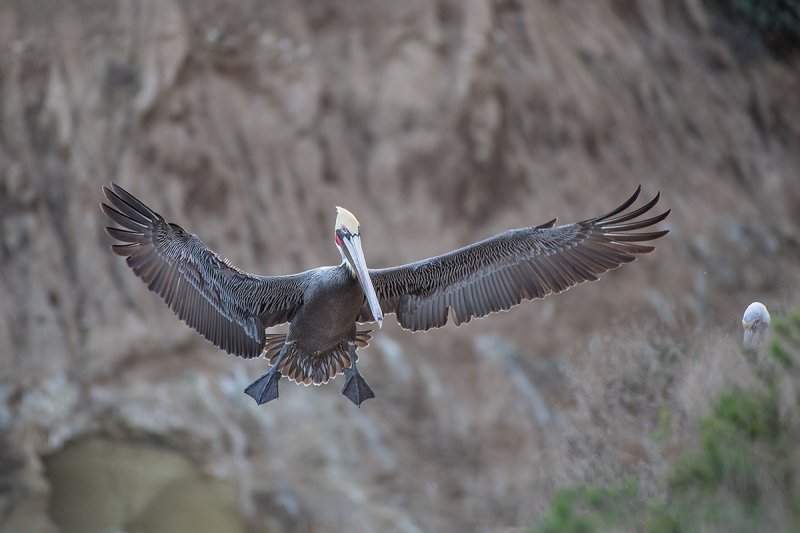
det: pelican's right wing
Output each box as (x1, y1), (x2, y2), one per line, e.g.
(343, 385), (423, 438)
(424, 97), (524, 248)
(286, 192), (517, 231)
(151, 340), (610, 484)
(101, 183), (309, 359)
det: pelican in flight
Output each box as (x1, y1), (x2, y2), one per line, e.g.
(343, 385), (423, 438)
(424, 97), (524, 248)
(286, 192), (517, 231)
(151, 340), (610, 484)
(742, 302), (770, 349)
(101, 183), (670, 406)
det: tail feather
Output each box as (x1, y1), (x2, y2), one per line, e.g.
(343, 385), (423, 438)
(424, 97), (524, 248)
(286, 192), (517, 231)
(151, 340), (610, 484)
(262, 331), (373, 385)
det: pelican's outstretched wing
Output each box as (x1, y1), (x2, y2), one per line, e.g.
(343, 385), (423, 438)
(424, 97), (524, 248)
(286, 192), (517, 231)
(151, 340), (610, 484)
(360, 186), (670, 331)
(101, 183), (309, 358)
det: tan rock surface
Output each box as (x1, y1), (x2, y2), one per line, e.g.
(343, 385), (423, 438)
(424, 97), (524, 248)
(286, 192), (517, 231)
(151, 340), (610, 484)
(1, 0), (799, 531)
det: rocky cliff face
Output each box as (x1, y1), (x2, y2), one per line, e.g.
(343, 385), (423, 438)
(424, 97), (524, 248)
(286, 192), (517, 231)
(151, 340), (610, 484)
(1, 0), (799, 531)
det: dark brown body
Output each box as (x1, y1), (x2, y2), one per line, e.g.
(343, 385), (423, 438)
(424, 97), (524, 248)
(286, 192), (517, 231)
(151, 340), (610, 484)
(272, 266), (371, 385)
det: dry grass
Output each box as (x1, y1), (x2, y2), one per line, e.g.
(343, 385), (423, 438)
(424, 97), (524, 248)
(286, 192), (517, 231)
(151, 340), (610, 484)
(530, 305), (800, 533)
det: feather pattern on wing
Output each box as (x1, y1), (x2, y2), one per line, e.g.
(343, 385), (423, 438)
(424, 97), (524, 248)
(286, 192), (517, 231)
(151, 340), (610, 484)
(360, 186), (670, 331)
(101, 183), (309, 359)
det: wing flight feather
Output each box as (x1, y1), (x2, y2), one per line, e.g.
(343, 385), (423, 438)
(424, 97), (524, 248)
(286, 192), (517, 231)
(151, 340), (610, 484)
(101, 183), (308, 359)
(361, 186), (670, 331)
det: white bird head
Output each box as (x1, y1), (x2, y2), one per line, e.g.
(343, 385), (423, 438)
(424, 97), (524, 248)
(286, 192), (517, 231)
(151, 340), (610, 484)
(742, 301), (770, 349)
(335, 206), (360, 236)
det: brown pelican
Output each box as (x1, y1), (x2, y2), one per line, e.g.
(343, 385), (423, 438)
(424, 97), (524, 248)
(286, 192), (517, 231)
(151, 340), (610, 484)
(101, 183), (670, 406)
(742, 302), (770, 349)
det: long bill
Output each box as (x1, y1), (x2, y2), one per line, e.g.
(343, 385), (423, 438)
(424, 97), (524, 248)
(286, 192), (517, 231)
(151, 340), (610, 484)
(742, 320), (754, 348)
(342, 233), (384, 328)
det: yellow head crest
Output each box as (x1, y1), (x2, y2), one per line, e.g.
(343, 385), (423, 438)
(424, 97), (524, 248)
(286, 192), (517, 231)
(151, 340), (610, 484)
(335, 206), (360, 234)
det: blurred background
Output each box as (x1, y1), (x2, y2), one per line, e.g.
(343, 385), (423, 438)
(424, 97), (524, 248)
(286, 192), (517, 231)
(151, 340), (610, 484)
(1, 0), (800, 532)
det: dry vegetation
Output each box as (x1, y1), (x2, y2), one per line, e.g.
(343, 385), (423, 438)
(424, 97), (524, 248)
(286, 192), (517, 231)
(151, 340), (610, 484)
(533, 304), (800, 533)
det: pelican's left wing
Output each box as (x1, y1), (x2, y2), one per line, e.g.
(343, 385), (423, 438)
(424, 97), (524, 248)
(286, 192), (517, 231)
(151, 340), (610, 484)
(359, 186), (669, 331)
(101, 183), (309, 359)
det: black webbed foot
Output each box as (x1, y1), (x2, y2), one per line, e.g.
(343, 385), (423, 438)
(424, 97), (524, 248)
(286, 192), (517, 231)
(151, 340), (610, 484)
(341, 342), (375, 407)
(245, 344), (289, 406)
(341, 365), (375, 407)
(244, 369), (282, 405)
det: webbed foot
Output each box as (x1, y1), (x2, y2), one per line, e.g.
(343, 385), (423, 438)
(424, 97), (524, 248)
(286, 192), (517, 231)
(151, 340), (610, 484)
(341, 365), (375, 407)
(244, 369), (282, 405)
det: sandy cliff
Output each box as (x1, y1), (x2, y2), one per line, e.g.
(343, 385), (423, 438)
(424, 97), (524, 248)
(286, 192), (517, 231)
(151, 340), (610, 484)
(1, 0), (799, 531)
